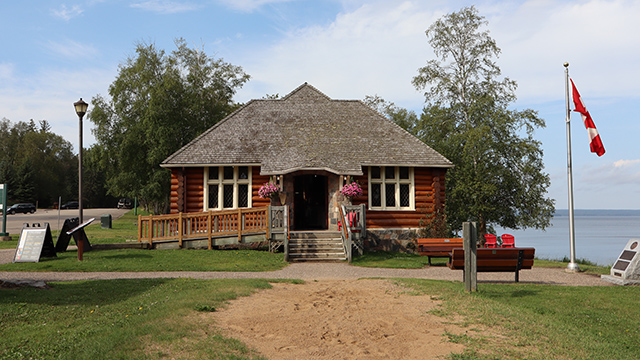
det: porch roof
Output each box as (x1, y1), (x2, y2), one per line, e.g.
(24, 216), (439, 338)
(161, 83), (453, 175)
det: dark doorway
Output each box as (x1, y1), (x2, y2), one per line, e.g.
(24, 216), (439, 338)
(294, 175), (328, 230)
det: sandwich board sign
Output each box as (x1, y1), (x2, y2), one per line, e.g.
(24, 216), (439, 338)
(13, 223), (57, 262)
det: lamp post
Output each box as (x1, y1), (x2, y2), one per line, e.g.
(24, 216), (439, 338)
(74, 98), (88, 261)
(74, 98), (88, 224)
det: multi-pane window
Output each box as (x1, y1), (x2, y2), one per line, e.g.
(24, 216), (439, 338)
(368, 166), (414, 210)
(205, 166), (252, 210)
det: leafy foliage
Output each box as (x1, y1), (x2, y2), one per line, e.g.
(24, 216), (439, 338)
(90, 39), (250, 212)
(0, 118), (76, 207)
(411, 6), (554, 236)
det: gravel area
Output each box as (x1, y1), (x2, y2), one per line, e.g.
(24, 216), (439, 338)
(0, 248), (610, 286)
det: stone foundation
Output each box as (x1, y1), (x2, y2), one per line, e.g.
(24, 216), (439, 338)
(365, 228), (419, 253)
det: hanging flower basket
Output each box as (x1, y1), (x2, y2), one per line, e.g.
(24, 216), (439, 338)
(341, 180), (363, 200)
(258, 178), (282, 200)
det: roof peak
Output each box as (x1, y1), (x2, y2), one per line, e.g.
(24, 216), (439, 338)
(281, 83), (332, 102)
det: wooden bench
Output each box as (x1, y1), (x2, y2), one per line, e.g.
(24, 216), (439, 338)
(447, 247), (535, 282)
(416, 238), (464, 265)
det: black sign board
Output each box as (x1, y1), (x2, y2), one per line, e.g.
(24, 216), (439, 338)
(13, 223), (57, 262)
(55, 217), (93, 252)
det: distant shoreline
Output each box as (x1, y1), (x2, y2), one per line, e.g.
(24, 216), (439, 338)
(553, 209), (640, 216)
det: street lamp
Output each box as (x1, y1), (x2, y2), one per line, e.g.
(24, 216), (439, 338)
(74, 98), (88, 224)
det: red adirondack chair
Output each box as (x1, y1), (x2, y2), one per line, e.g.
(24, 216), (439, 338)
(484, 234), (498, 248)
(501, 234), (515, 248)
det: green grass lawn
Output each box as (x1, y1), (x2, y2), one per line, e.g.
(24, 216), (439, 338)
(1, 277), (638, 360)
(0, 248), (287, 272)
(0, 278), (298, 360)
(399, 278), (640, 360)
(83, 208), (153, 244)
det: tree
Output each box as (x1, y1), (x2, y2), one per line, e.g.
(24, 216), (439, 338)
(411, 6), (554, 238)
(90, 39), (250, 213)
(0, 118), (76, 207)
(363, 95), (419, 132)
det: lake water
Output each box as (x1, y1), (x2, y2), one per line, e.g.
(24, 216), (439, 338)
(493, 210), (640, 266)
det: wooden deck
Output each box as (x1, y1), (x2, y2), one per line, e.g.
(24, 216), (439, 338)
(138, 206), (287, 249)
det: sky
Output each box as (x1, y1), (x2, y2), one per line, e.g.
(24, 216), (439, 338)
(1, 0), (639, 210)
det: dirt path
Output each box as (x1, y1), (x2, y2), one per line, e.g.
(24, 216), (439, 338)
(212, 279), (467, 359)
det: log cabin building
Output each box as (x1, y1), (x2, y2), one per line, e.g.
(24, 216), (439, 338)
(161, 83), (453, 250)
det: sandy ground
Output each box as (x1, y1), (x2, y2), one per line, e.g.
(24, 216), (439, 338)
(212, 279), (467, 360)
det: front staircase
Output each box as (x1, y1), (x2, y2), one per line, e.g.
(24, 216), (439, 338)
(288, 231), (346, 262)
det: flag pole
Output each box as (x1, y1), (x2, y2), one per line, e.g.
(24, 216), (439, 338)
(564, 62), (580, 272)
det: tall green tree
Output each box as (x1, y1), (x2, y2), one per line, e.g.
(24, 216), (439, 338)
(411, 6), (554, 238)
(0, 118), (76, 207)
(363, 95), (419, 132)
(90, 39), (250, 213)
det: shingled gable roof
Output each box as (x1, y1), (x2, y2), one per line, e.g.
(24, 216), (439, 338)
(161, 83), (453, 175)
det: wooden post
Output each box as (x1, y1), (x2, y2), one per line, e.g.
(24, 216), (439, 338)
(148, 216), (154, 247)
(266, 205), (271, 240)
(178, 212), (183, 248)
(238, 208), (242, 243)
(283, 205), (289, 262)
(207, 211), (212, 250)
(463, 222), (478, 292)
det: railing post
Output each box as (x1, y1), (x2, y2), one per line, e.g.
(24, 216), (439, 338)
(284, 205), (289, 262)
(137, 215), (142, 243)
(148, 216), (154, 247)
(359, 203), (366, 233)
(238, 208), (242, 243)
(207, 211), (213, 250)
(267, 205), (272, 240)
(178, 212), (183, 248)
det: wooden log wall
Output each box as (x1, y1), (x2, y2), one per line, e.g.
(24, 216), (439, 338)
(351, 167), (447, 229)
(252, 167), (271, 208)
(170, 167), (204, 213)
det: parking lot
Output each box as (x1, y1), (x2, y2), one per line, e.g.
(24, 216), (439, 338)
(2, 208), (130, 235)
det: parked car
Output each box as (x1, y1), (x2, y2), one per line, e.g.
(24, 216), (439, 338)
(7, 203), (36, 214)
(117, 198), (133, 209)
(60, 201), (79, 209)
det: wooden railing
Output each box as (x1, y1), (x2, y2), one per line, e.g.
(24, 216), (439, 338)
(339, 204), (366, 263)
(138, 206), (288, 249)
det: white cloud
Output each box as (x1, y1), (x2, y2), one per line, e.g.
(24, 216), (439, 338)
(0, 65), (116, 152)
(131, 0), (201, 14)
(235, 1), (441, 108)
(581, 160), (640, 187)
(492, 0), (640, 101)
(51, 4), (84, 21)
(216, 0), (293, 12)
(44, 39), (100, 60)
(614, 159), (640, 168)
(0, 63), (15, 81)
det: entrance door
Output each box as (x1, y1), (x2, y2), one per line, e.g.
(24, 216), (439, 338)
(294, 175), (328, 230)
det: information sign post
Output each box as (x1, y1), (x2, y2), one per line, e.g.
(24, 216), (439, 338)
(66, 218), (95, 261)
(0, 184), (8, 238)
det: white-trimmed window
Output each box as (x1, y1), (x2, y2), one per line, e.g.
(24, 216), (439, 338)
(368, 166), (414, 210)
(204, 166), (252, 210)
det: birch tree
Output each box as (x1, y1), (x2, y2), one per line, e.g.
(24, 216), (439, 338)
(412, 6), (554, 238)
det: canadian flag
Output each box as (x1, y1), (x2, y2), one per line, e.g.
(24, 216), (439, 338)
(570, 79), (605, 156)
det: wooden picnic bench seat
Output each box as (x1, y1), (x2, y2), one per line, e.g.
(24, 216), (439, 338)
(447, 247), (535, 282)
(416, 238), (464, 265)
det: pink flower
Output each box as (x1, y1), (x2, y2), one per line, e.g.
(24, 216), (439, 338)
(341, 181), (363, 199)
(259, 180), (281, 199)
